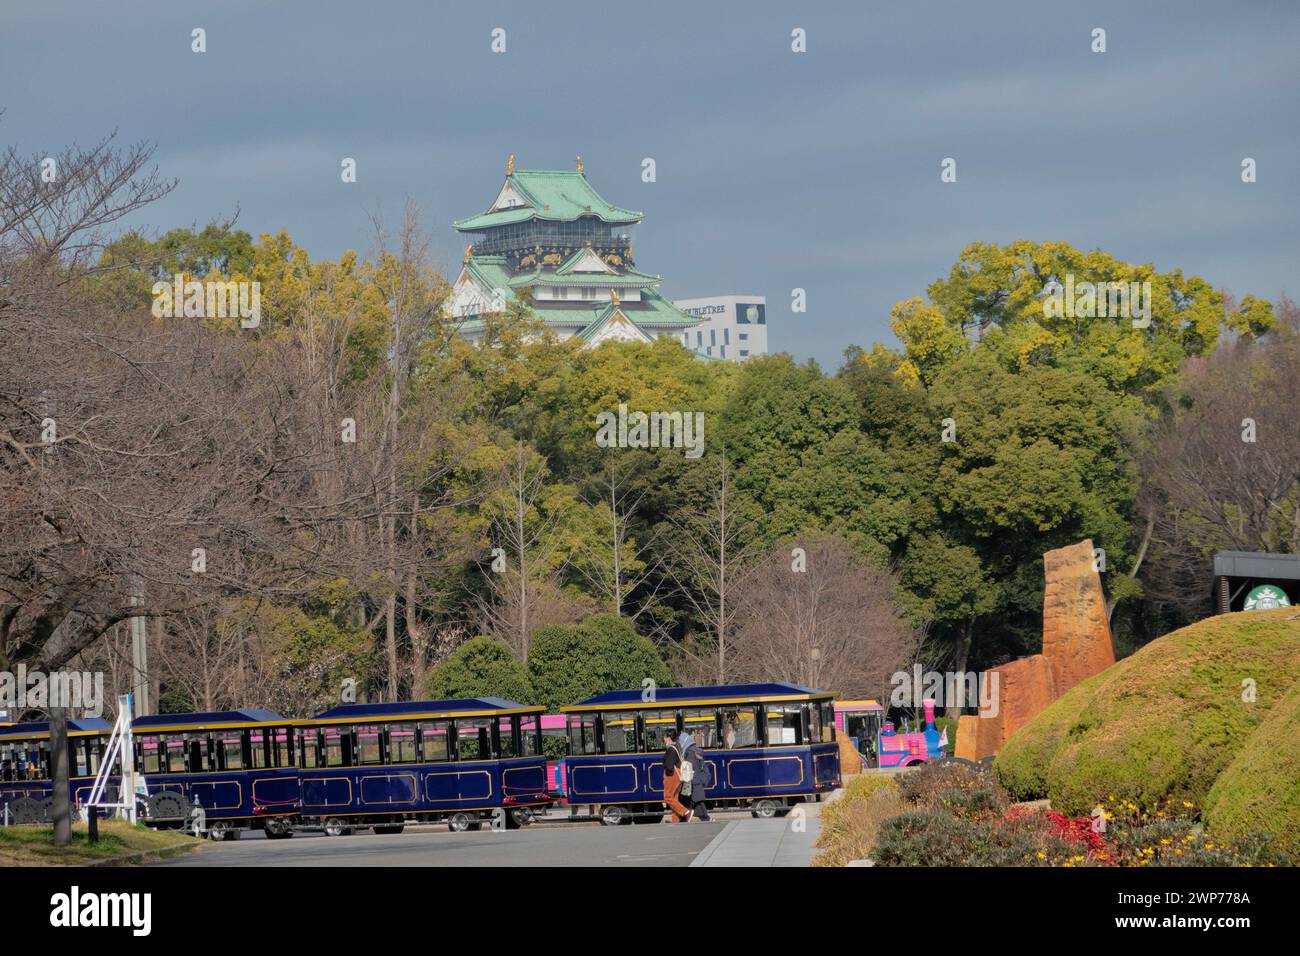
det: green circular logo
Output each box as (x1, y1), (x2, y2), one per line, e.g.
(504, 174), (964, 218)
(1244, 584), (1292, 611)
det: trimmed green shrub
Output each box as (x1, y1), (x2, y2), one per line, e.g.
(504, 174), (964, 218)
(1205, 676), (1300, 862)
(995, 608), (1300, 815)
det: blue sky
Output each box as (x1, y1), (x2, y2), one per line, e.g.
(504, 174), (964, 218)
(3, 0), (1297, 368)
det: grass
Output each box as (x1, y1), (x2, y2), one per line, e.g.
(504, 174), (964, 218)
(0, 819), (199, 866)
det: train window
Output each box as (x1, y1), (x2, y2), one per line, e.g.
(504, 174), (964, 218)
(454, 718), (492, 760)
(567, 714), (596, 755)
(497, 717), (519, 758)
(388, 723), (419, 764)
(642, 712), (675, 752)
(602, 714), (638, 753)
(419, 721), (449, 762)
(721, 708), (760, 748)
(322, 727), (348, 767)
(681, 708), (720, 748)
(270, 728), (294, 768)
(818, 702), (835, 742)
(248, 729), (270, 768)
(354, 725), (383, 765)
(166, 736), (188, 773)
(218, 733), (244, 770)
(299, 730), (321, 769)
(74, 739), (91, 777)
(765, 705), (802, 745)
(139, 734), (164, 774)
(519, 714), (541, 757)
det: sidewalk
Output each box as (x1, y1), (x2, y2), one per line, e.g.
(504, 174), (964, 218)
(690, 794), (834, 867)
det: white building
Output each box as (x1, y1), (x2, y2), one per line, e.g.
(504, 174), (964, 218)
(672, 295), (768, 362)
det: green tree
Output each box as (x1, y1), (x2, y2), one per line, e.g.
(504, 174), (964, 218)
(426, 635), (534, 702)
(527, 613), (671, 711)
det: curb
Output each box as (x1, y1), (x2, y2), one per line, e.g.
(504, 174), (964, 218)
(80, 841), (203, 868)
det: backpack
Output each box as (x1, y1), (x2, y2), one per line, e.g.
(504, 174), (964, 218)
(678, 744), (695, 783)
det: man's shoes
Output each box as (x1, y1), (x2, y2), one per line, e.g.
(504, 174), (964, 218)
(685, 810), (694, 822)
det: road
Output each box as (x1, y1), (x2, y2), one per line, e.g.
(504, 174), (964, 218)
(158, 819), (725, 867)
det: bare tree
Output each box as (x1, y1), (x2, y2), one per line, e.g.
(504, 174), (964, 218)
(730, 535), (923, 700)
(668, 456), (762, 683)
(574, 459), (665, 620)
(1140, 309), (1300, 616)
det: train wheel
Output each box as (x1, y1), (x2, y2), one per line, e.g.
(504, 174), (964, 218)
(322, 817), (352, 837)
(145, 792), (188, 825)
(372, 825), (405, 835)
(750, 798), (784, 819)
(447, 812), (476, 832)
(599, 805), (631, 826)
(263, 819), (295, 839)
(510, 807), (535, 827)
(207, 821), (241, 841)
(9, 797), (42, 824)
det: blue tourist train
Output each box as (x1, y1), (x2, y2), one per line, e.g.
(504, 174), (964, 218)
(1, 718), (112, 824)
(560, 682), (842, 824)
(130, 710), (302, 838)
(295, 698), (552, 834)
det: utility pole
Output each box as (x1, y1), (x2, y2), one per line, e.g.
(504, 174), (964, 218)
(129, 578), (151, 716)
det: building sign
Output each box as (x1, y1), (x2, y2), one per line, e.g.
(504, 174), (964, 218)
(1243, 584), (1292, 610)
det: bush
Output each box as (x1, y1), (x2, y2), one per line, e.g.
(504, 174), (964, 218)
(896, 760), (1007, 812)
(1205, 676), (1300, 863)
(814, 774), (905, 867)
(995, 608), (1300, 814)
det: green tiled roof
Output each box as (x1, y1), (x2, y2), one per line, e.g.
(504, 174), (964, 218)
(507, 269), (659, 289)
(463, 256), (514, 292)
(454, 170), (642, 231)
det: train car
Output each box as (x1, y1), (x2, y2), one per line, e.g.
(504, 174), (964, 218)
(131, 709), (302, 839)
(834, 699), (945, 768)
(296, 698), (551, 834)
(0, 718), (113, 823)
(541, 714), (567, 798)
(561, 682), (841, 825)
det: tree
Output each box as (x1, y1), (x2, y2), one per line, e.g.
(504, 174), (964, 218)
(426, 635), (533, 702)
(730, 534), (922, 700)
(1139, 303), (1300, 619)
(666, 456), (762, 683)
(527, 614), (671, 712)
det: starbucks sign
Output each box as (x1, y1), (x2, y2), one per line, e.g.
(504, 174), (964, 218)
(1243, 584), (1292, 611)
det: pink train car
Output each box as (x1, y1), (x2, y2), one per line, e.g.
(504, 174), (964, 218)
(834, 699), (946, 769)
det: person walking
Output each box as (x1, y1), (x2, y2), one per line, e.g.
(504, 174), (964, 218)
(661, 729), (692, 823)
(682, 731), (712, 821)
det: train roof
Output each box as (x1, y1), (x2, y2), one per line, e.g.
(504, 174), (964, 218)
(562, 682), (834, 712)
(132, 709), (289, 732)
(306, 698), (543, 724)
(0, 718), (113, 741)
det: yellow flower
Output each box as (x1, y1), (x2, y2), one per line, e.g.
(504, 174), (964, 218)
(1036, 852), (1047, 859)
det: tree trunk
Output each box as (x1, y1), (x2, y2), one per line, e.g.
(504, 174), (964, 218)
(945, 620), (973, 720)
(50, 706), (72, 846)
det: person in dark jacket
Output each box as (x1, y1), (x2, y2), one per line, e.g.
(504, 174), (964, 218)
(681, 732), (712, 821)
(661, 729), (691, 823)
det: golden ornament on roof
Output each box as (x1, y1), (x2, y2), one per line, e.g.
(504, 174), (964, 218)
(610, 288), (620, 306)
(576, 155), (585, 174)
(464, 243), (473, 263)
(506, 154), (515, 175)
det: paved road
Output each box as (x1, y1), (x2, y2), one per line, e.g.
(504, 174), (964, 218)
(159, 820), (724, 867)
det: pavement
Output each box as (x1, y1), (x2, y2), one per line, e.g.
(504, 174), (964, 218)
(690, 797), (828, 867)
(155, 796), (836, 867)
